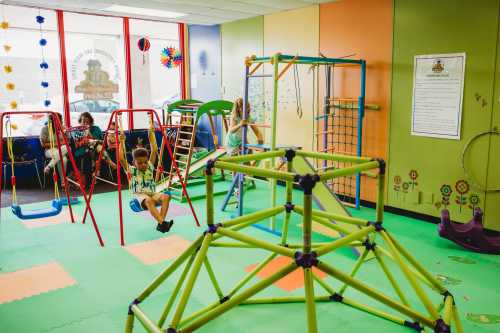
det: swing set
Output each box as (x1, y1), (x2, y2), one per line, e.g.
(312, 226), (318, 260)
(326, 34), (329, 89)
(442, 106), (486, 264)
(0, 111), (104, 246)
(82, 109), (200, 246)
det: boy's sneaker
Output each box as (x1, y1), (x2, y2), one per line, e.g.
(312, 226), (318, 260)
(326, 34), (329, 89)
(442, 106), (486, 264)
(156, 220), (174, 233)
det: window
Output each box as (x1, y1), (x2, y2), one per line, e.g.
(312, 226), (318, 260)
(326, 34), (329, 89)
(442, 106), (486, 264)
(64, 12), (127, 130)
(0, 5), (62, 136)
(129, 19), (181, 128)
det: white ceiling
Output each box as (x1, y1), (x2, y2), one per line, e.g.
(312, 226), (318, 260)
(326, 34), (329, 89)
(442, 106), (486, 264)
(2, 0), (333, 25)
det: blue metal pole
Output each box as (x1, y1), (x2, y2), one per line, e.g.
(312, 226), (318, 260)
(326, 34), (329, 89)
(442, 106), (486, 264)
(323, 66), (331, 170)
(238, 64), (251, 216)
(355, 60), (366, 209)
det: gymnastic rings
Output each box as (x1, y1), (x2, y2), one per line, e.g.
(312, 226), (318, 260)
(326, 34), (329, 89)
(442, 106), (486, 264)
(461, 129), (500, 193)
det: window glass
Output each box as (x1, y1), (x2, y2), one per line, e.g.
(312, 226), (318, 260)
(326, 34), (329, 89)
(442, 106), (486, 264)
(129, 19), (181, 128)
(0, 5), (62, 136)
(64, 12), (127, 131)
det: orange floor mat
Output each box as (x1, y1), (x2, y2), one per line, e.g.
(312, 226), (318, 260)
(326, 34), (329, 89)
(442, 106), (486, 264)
(0, 261), (76, 304)
(21, 209), (79, 229)
(245, 256), (327, 292)
(124, 235), (191, 265)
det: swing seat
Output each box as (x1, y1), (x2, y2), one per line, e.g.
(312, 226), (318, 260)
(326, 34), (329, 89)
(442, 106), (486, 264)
(60, 197), (80, 205)
(11, 199), (63, 220)
(129, 191), (172, 213)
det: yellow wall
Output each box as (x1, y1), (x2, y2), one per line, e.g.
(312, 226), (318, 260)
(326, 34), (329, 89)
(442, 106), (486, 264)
(263, 6), (319, 150)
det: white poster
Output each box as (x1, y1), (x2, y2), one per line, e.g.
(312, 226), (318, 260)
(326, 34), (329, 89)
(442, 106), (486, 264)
(412, 53), (466, 139)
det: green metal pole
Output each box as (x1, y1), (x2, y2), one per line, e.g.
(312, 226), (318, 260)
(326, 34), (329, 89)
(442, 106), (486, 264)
(443, 296), (453, 326)
(315, 226), (375, 256)
(303, 192), (313, 254)
(131, 305), (163, 333)
(136, 235), (204, 301)
(216, 227), (295, 257)
(386, 232), (448, 294)
(312, 272), (335, 295)
(375, 163), (385, 223)
(304, 268), (318, 333)
(281, 158), (294, 245)
(379, 231), (440, 320)
(178, 302), (221, 329)
(158, 252), (197, 328)
(228, 252), (277, 297)
(294, 205), (369, 227)
(124, 313), (135, 333)
(270, 53), (280, 231)
(215, 160), (295, 181)
(204, 257), (224, 299)
(169, 233), (213, 329)
(222, 206), (284, 228)
(452, 305), (464, 333)
(209, 241), (259, 248)
(341, 296), (408, 326)
(317, 261), (434, 327)
(219, 150), (284, 163)
(180, 262), (297, 333)
(206, 169), (214, 226)
(319, 161), (380, 181)
(339, 249), (369, 295)
(295, 150), (372, 164)
(372, 247), (409, 306)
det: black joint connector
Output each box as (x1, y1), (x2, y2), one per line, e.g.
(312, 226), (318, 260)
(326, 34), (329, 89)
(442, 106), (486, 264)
(285, 202), (295, 213)
(434, 319), (451, 333)
(219, 295), (230, 304)
(166, 328), (177, 333)
(294, 174), (301, 182)
(298, 174), (320, 195)
(284, 149), (296, 162)
(441, 290), (455, 304)
(128, 299), (141, 315)
(368, 221), (384, 232)
(362, 239), (376, 251)
(206, 159), (215, 175)
(294, 251), (318, 268)
(376, 158), (386, 175)
(205, 223), (222, 235)
(404, 321), (423, 332)
(329, 293), (343, 302)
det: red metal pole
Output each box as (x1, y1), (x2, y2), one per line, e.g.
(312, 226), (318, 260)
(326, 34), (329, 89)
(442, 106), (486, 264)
(56, 10), (71, 127)
(179, 23), (187, 100)
(114, 112), (125, 245)
(123, 17), (134, 130)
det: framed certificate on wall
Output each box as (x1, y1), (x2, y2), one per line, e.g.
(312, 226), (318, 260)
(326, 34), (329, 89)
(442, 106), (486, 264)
(411, 53), (466, 139)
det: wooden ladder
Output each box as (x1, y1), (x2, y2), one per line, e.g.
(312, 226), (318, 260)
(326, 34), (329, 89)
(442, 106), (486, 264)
(168, 113), (197, 200)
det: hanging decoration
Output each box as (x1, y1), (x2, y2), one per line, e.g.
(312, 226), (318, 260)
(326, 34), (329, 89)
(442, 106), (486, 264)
(1, 4), (16, 110)
(160, 46), (182, 69)
(137, 37), (150, 65)
(36, 12), (51, 108)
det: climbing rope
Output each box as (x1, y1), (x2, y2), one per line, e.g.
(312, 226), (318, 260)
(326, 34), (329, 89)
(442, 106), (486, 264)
(46, 118), (61, 201)
(5, 117), (17, 204)
(293, 62), (303, 119)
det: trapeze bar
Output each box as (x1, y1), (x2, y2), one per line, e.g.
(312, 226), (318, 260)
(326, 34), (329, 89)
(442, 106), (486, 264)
(214, 161), (296, 182)
(319, 161), (380, 181)
(248, 74), (273, 78)
(295, 150), (373, 164)
(250, 55), (363, 65)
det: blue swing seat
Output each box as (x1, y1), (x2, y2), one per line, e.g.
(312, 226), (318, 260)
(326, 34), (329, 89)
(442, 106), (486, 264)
(60, 196), (80, 205)
(129, 191), (171, 213)
(11, 199), (63, 220)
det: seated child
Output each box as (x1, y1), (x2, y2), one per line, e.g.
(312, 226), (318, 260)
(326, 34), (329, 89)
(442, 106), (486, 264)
(40, 113), (68, 177)
(118, 131), (173, 233)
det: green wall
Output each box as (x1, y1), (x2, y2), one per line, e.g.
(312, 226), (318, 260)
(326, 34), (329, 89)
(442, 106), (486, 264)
(388, 0), (500, 230)
(221, 16), (264, 102)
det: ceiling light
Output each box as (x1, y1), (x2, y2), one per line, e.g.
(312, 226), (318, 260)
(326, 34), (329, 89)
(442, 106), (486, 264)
(103, 5), (187, 19)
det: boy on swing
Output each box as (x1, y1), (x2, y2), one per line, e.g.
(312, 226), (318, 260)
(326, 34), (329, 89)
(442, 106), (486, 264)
(118, 130), (174, 233)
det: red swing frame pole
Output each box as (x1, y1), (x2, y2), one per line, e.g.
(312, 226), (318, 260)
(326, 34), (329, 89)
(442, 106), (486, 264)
(82, 109), (200, 246)
(0, 111), (104, 247)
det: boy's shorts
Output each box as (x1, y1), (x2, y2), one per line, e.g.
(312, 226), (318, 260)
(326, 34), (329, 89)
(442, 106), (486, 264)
(135, 192), (171, 210)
